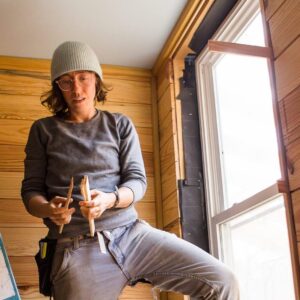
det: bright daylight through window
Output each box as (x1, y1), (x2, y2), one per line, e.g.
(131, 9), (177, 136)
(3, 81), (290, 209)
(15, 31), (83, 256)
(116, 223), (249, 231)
(195, 0), (295, 299)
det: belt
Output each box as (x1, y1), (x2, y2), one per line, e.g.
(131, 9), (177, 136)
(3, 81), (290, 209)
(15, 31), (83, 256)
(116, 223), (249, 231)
(57, 233), (96, 244)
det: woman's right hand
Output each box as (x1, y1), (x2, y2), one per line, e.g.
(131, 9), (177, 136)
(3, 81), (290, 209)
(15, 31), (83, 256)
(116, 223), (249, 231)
(48, 196), (76, 225)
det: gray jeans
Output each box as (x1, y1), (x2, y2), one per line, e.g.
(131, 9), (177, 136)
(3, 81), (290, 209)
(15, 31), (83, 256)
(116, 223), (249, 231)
(51, 219), (239, 300)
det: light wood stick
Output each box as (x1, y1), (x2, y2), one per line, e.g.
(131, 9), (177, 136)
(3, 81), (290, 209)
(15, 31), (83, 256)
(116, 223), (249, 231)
(80, 175), (95, 237)
(59, 177), (74, 234)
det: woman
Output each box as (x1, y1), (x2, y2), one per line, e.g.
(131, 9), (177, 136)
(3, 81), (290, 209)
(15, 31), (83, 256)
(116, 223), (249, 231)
(21, 41), (239, 300)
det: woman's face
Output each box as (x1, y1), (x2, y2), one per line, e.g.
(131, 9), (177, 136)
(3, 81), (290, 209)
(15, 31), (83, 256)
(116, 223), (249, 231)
(58, 71), (97, 114)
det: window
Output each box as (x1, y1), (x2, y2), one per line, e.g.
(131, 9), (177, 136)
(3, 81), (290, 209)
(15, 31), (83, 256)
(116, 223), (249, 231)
(195, 0), (295, 299)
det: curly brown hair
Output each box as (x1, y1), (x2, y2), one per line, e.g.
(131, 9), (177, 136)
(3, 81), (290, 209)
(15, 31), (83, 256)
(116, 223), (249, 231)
(41, 75), (111, 116)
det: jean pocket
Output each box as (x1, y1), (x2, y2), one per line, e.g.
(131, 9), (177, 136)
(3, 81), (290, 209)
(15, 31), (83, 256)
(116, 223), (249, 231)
(110, 221), (135, 240)
(51, 248), (70, 283)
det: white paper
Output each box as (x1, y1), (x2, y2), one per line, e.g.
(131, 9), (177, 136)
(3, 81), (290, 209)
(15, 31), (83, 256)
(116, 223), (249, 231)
(0, 246), (15, 300)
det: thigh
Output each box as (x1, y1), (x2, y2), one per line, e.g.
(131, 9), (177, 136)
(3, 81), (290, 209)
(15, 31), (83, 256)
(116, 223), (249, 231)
(120, 220), (238, 299)
(51, 239), (127, 300)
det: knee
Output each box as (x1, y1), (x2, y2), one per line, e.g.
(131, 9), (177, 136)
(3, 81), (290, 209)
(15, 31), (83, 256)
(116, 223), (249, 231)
(217, 266), (240, 300)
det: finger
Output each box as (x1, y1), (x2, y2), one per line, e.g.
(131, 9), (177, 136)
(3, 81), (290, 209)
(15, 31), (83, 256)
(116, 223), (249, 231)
(51, 197), (68, 207)
(51, 207), (68, 215)
(51, 209), (74, 224)
(65, 214), (72, 224)
(79, 200), (96, 208)
(52, 196), (68, 203)
(90, 189), (99, 196)
(80, 206), (89, 217)
(69, 207), (76, 214)
(80, 206), (95, 219)
(50, 216), (65, 225)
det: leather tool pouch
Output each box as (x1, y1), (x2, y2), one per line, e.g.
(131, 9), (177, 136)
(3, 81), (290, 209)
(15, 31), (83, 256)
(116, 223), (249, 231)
(35, 237), (57, 296)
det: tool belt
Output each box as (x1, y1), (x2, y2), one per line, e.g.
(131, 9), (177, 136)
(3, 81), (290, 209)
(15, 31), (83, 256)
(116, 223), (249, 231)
(35, 237), (57, 297)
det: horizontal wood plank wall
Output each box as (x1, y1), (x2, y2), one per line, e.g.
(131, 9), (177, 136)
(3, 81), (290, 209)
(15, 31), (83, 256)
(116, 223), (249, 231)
(265, 0), (300, 294)
(156, 61), (181, 235)
(153, 2), (215, 300)
(155, 60), (183, 300)
(0, 56), (156, 300)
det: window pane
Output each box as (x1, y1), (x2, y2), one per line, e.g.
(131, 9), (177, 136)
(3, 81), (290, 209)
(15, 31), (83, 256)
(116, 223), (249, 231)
(220, 196), (295, 300)
(213, 54), (281, 208)
(235, 12), (265, 46)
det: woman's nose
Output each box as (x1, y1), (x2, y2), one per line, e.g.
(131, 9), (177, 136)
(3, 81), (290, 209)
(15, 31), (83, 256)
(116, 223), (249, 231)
(71, 78), (81, 91)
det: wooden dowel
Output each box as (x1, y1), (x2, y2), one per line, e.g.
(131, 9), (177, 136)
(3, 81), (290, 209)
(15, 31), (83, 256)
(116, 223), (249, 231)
(80, 175), (95, 237)
(59, 177), (74, 234)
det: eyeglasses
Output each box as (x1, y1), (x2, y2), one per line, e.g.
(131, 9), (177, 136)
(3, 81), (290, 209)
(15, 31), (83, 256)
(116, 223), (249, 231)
(56, 72), (94, 91)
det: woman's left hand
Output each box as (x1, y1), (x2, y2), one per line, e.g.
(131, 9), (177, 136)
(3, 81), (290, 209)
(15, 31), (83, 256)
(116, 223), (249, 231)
(79, 189), (115, 220)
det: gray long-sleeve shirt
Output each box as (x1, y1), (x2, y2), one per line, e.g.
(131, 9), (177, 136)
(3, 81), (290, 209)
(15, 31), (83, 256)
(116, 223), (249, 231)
(21, 109), (147, 238)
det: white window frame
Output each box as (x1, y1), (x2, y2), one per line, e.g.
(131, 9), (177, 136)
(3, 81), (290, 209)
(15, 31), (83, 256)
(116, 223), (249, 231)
(194, 0), (282, 258)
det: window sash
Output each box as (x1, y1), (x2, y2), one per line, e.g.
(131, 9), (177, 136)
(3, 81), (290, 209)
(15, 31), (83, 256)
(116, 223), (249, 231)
(194, 0), (281, 255)
(210, 183), (281, 257)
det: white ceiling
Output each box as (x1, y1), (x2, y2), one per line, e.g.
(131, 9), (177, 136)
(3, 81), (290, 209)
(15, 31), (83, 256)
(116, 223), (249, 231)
(0, 0), (188, 69)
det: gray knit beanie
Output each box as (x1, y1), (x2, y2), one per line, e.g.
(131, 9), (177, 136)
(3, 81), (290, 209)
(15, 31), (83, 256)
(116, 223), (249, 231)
(51, 41), (103, 82)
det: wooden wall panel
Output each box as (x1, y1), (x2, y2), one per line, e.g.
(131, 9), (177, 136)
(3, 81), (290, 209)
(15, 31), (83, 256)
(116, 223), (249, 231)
(167, 292), (186, 300)
(265, 0), (286, 20)
(0, 171), (23, 199)
(0, 119), (32, 145)
(11, 256), (39, 286)
(159, 113), (176, 149)
(274, 37), (300, 100)
(0, 145), (25, 171)
(106, 78), (152, 105)
(286, 138), (300, 192)
(156, 68), (185, 297)
(160, 136), (177, 170)
(136, 127), (153, 153)
(158, 89), (175, 124)
(156, 60), (182, 237)
(157, 61), (173, 99)
(17, 284), (154, 300)
(278, 86), (300, 192)
(0, 199), (43, 227)
(267, 0), (300, 294)
(292, 190), (300, 240)
(0, 94), (50, 121)
(279, 86), (300, 144)
(163, 190), (180, 227)
(160, 164), (177, 200)
(164, 219), (182, 237)
(0, 72), (50, 96)
(0, 56), (158, 300)
(269, 0), (300, 58)
(0, 56), (50, 73)
(1, 227), (47, 256)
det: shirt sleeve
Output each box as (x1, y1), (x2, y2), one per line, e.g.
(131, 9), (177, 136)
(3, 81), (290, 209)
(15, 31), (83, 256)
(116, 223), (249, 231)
(116, 114), (147, 202)
(21, 120), (48, 211)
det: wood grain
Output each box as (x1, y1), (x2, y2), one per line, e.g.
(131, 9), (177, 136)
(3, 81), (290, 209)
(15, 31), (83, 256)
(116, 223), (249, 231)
(274, 37), (300, 100)
(265, 0), (286, 20)
(269, 0), (300, 57)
